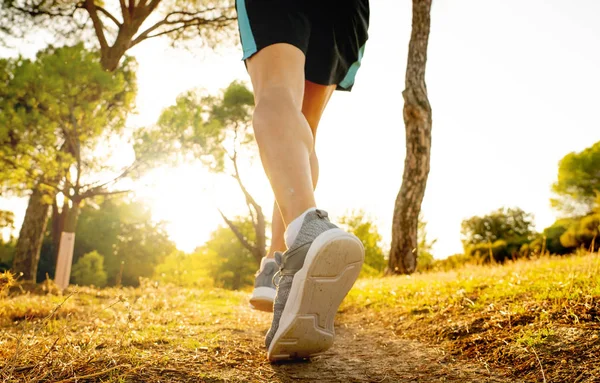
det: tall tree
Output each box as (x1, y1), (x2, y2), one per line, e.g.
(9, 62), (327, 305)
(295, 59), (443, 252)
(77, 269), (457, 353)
(0, 44), (136, 282)
(389, 0), (433, 274)
(154, 81), (266, 265)
(2, 0), (236, 71)
(551, 141), (600, 216)
(53, 131), (148, 289)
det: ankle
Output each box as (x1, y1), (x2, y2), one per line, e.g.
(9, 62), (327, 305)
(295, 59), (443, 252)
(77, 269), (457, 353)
(284, 207), (317, 247)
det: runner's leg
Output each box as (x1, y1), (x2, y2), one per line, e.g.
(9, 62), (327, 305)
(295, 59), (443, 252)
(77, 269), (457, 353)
(267, 81), (335, 258)
(247, 44), (316, 228)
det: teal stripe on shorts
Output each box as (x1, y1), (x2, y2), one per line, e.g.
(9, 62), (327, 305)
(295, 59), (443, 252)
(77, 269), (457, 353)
(339, 44), (366, 89)
(236, 0), (257, 60)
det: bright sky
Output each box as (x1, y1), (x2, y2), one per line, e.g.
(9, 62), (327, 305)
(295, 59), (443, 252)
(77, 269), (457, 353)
(2, 0), (600, 258)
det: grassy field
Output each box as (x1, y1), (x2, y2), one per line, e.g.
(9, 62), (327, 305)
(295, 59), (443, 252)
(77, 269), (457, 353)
(0, 252), (598, 382)
(343, 251), (600, 382)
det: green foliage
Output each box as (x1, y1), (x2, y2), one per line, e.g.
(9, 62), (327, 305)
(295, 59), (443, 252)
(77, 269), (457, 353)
(559, 213), (600, 252)
(339, 210), (386, 276)
(466, 239), (505, 262)
(542, 219), (573, 255)
(552, 141), (600, 215)
(146, 81), (265, 264)
(417, 214), (436, 272)
(155, 217), (257, 290)
(154, 251), (214, 288)
(461, 207), (536, 246)
(0, 210), (16, 270)
(38, 198), (176, 286)
(198, 218), (257, 290)
(0, 44), (137, 194)
(71, 251), (107, 287)
(149, 80), (255, 172)
(0, 238), (15, 271)
(462, 207), (536, 262)
(0, 210), (14, 229)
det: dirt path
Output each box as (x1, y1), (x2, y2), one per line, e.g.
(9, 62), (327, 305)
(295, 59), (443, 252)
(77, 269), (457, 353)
(2, 288), (518, 382)
(193, 303), (514, 383)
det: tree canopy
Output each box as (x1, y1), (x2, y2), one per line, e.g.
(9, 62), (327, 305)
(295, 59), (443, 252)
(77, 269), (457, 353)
(1, 0), (236, 71)
(461, 207), (536, 247)
(0, 43), (137, 197)
(552, 141), (600, 215)
(149, 81), (266, 264)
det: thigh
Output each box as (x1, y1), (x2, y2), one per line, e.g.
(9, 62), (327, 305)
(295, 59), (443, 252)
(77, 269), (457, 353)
(246, 43), (306, 108)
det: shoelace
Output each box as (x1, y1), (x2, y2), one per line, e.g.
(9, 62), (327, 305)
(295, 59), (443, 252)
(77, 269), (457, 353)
(272, 251), (284, 288)
(271, 210), (330, 288)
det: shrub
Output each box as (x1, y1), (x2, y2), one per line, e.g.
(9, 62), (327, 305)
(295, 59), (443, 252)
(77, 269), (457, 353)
(71, 251), (108, 287)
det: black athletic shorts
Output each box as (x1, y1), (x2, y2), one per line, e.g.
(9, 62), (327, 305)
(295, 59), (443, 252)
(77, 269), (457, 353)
(235, 0), (369, 91)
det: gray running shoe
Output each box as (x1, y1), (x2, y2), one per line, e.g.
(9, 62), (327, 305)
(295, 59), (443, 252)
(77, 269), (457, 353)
(249, 257), (277, 312)
(265, 209), (364, 361)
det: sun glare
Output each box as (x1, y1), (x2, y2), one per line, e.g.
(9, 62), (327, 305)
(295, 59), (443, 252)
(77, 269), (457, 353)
(134, 161), (273, 253)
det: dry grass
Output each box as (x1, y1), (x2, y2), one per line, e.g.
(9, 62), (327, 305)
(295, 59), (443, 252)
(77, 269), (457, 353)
(0, 280), (272, 382)
(0, 271), (16, 296)
(1, 253), (598, 382)
(342, 251), (600, 383)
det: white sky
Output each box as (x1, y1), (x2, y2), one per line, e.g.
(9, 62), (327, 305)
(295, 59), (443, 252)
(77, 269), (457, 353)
(2, 0), (600, 258)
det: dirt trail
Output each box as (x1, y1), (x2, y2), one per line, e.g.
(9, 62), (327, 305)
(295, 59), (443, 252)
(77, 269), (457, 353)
(204, 303), (514, 383)
(1, 289), (518, 383)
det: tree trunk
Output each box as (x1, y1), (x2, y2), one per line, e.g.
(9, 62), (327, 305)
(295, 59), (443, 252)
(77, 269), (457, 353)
(11, 187), (53, 282)
(388, 0), (433, 275)
(54, 201), (81, 289)
(51, 198), (69, 267)
(229, 154), (267, 266)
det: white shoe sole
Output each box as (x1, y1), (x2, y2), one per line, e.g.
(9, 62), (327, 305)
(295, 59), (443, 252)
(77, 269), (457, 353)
(267, 228), (364, 361)
(250, 286), (276, 312)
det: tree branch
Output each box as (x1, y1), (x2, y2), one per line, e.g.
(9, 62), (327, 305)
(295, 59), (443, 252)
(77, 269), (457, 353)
(130, 9), (235, 47)
(128, 0), (135, 17)
(130, 18), (166, 46)
(119, 0), (129, 24)
(79, 188), (131, 200)
(228, 132), (266, 260)
(83, 0), (109, 50)
(217, 209), (257, 255)
(83, 161), (141, 193)
(95, 5), (121, 27)
(146, 0), (163, 12)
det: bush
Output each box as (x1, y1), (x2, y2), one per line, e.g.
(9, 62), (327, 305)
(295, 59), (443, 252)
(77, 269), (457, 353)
(0, 239), (15, 272)
(560, 213), (600, 252)
(338, 210), (386, 275)
(416, 251), (435, 272)
(154, 251), (214, 288)
(430, 253), (473, 271)
(466, 234), (537, 263)
(71, 251), (108, 287)
(543, 220), (572, 255)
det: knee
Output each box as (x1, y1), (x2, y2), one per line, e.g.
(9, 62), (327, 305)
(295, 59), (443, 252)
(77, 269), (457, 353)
(253, 86), (302, 138)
